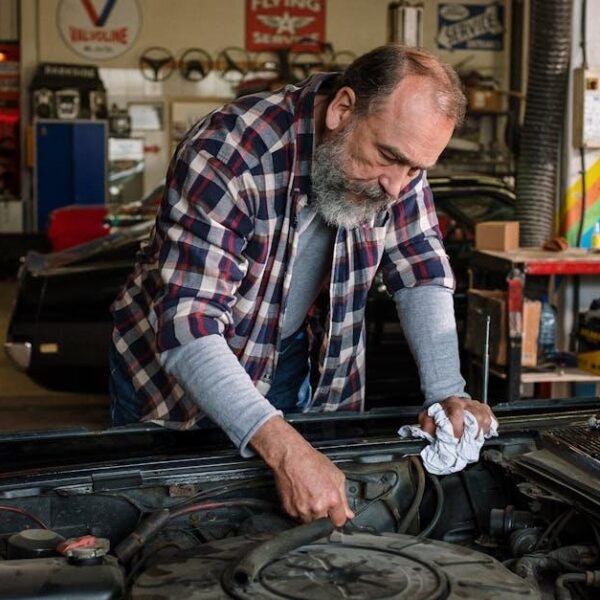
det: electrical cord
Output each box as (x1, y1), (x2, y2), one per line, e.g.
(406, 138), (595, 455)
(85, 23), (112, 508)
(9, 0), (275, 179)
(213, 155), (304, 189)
(535, 509), (576, 551)
(576, 0), (588, 248)
(458, 470), (484, 536)
(0, 505), (49, 529)
(114, 498), (281, 564)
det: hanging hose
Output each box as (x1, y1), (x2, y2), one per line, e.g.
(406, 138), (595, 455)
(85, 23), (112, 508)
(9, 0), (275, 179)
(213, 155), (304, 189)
(419, 472), (444, 538)
(515, 0), (573, 246)
(398, 456), (426, 534)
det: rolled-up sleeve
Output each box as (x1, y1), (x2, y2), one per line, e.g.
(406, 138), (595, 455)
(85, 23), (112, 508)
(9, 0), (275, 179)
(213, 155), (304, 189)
(380, 172), (455, 293)
(151, 146), (255, 352)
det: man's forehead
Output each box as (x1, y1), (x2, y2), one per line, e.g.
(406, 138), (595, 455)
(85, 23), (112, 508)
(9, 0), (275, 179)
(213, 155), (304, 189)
(357, 81), (454, 162)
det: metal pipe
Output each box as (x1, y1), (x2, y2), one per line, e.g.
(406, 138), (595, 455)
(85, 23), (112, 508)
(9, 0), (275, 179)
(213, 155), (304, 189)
(482, 315), (490, 405)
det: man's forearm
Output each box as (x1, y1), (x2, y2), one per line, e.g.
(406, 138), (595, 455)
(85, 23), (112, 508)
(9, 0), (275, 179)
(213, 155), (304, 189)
(159, 335), (281, 456)
(394, 285), (468, 406)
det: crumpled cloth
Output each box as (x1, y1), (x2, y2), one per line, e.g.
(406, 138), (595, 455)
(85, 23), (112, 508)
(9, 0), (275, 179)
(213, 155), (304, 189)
(397, 402), (499, 475)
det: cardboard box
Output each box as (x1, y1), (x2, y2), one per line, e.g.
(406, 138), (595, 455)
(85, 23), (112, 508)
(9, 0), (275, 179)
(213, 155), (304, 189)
(466, 87), (504, 113)
(522, 299), (542, 367)
(465, 289), (541, 367)
(475, 221), (520, 252)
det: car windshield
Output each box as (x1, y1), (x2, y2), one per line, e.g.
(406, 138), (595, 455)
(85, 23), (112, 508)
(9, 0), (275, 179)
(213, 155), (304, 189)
(443, 193), (515, 224)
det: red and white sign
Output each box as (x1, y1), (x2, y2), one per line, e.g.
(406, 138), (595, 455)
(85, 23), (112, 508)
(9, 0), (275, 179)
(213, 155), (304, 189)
(246, 0), (326, 51)
(57, 0), (142, 60)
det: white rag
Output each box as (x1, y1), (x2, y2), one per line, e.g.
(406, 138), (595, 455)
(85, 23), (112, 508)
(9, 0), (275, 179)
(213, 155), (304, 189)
(397, 402), (499, 475)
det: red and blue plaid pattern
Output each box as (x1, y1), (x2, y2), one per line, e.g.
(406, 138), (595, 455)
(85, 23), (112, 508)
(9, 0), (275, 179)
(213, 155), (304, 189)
(110, 74), (455, 428)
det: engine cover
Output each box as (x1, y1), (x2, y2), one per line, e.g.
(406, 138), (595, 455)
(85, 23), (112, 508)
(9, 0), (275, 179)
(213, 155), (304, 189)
(132, 531), (540, 599)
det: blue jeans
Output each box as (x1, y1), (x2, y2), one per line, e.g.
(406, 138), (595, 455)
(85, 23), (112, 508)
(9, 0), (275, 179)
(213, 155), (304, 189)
(266, 328), (311, 411)
(109, 329), (311, 426)
(108, 343), (144, 426)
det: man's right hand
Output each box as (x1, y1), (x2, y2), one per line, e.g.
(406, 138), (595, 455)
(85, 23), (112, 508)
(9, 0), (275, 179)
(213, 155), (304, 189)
(250, 416), (354, 527)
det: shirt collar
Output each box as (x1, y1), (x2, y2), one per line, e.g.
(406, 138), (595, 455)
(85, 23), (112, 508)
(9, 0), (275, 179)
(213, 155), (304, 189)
(289, 72), (340, 199)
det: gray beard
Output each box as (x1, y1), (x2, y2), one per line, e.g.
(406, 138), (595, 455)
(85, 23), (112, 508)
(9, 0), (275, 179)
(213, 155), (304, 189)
(310, 131), (393, 229)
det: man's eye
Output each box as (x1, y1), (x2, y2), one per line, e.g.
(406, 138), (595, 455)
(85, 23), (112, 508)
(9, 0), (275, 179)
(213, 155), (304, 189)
(380, 151), (396, 163)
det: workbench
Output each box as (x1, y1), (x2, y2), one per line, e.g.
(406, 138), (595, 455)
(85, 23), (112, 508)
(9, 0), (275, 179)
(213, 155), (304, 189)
(469, 248), (600, 402)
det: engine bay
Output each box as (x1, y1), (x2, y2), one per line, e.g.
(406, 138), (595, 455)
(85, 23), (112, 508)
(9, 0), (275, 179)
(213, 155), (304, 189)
(1, 411), (600, 599)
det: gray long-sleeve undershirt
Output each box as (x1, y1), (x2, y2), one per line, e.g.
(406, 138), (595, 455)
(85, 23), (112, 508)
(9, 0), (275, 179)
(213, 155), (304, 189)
(159, 212), (467, 456)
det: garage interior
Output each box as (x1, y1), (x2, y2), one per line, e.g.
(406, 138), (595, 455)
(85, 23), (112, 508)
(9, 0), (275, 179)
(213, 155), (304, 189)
(2, 0), (598, 428)
(2, 1), (600, 599)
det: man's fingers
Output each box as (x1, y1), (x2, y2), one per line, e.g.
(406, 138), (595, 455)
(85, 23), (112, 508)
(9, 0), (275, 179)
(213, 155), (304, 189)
(419, 411), (436, 437)
(472, 403), (494, 435)
(444, 402), (465, 438)
(435, 397), (497, 439)
(340, 483), (355, 521)
(328, 501), (349, 528)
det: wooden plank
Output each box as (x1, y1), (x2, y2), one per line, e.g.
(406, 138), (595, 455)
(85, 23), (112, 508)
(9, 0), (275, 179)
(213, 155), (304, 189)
(520, 367), (600, 383)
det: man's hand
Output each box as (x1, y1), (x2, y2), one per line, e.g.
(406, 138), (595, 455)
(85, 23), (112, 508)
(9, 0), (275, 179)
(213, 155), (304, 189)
(250, 416), (354, 527)
(419, 396), (496, 439)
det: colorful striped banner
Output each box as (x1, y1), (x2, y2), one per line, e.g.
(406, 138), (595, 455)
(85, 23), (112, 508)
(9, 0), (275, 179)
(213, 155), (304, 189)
(561, 156), (600, 247)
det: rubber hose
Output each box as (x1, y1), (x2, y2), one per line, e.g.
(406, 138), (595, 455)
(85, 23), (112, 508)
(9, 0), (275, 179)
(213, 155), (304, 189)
(555, 573), (586, 600)
(230, 517), (334, 585)
(420, 472), (444, 538)
(398, 456), (426, 534)
(515, 0), (573, 246)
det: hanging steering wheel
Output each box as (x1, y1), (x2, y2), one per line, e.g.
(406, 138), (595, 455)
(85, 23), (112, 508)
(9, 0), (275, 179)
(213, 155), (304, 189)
(139, 47), (176, 82)
(214, 47), (251, 83)
(328, 50), (357, 72)
(178, 48), (213, 82)
(288, 37), (331, 80)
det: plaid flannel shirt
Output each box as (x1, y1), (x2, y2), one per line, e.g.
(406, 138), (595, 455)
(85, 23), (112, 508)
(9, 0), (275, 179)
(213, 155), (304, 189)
(111, 73), (455, 429)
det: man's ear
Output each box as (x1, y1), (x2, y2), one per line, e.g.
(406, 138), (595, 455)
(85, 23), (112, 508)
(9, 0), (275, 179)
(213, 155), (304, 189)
(325, 86), (356, 131)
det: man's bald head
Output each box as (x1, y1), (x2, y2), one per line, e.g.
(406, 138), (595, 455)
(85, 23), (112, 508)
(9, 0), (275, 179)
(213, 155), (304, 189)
(330, 44), (466, 126)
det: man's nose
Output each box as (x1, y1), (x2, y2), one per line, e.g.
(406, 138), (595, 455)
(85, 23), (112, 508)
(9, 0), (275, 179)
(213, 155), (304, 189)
(378, 167), (410, 199)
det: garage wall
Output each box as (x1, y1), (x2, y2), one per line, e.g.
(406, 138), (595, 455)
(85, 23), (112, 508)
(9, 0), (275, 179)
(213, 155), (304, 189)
(561, 0), (600, 247)
(19, 0), (511, 204)
(558, 0), (600, 352)
(30, 0), (507, 77)
(0, 0), (18, 39)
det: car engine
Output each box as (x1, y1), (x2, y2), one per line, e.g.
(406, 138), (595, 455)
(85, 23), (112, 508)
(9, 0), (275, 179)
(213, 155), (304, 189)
(1, 415), (600, 599)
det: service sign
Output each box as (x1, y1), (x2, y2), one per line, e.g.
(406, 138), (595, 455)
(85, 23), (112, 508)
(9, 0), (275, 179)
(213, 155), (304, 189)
(437, 3), (504, 51)
(57, 0), (142, 60)
(246, 0), (326, 51)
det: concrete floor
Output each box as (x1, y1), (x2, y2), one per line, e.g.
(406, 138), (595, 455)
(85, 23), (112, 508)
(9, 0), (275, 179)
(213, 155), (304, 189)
(0, 280), (109, 433)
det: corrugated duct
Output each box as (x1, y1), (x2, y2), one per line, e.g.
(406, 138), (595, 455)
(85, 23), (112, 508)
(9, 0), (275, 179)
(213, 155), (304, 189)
(515, 0), (573, 247)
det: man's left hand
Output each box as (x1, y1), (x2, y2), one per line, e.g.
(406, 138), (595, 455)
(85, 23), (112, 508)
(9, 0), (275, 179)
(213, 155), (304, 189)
(418, 396), (496, 439)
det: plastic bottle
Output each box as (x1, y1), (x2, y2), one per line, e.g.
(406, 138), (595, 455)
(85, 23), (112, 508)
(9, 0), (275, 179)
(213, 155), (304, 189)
(538, 295), (557, 361)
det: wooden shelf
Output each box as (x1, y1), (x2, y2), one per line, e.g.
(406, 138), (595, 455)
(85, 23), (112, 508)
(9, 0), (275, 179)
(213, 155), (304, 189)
(520, 367), (600, 384)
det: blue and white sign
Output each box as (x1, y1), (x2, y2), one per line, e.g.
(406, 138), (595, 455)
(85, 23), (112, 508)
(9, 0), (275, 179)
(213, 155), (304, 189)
(437, 3), (504, 51)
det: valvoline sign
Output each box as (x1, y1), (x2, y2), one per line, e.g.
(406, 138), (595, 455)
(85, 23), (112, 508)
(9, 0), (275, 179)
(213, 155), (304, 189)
(57, 0), (142, 60)
(246, 0), (326, 51)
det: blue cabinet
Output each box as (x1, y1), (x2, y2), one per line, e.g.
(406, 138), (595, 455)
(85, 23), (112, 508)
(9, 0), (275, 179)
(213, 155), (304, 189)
(34, 120), (107, 231)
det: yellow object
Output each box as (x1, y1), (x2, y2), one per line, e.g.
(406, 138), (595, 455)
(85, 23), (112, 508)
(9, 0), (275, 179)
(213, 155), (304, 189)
(592, 222), (600, 249)
(578, 349), (600, 375)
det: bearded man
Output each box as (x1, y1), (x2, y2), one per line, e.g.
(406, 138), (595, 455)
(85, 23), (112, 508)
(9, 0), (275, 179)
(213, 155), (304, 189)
(110, 44), (495, 527)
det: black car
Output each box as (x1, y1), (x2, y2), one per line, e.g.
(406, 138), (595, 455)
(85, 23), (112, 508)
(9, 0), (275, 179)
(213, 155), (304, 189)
(4, 176), (515, 398)
(0, 397), (599, 598)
